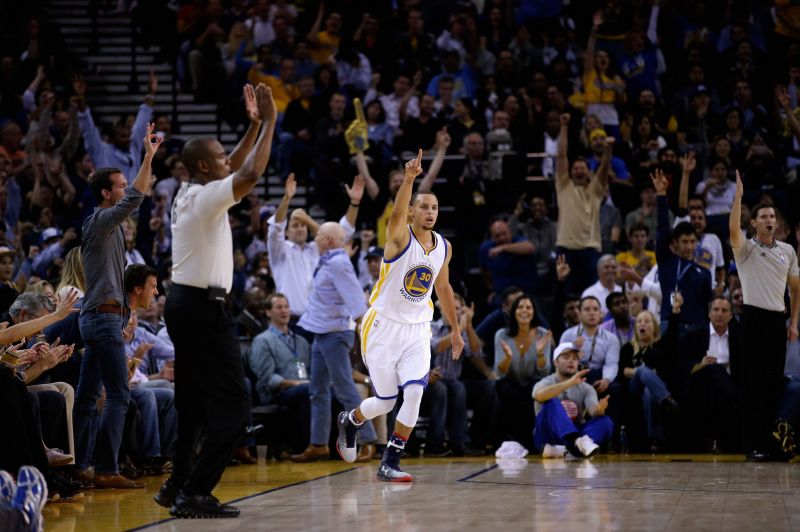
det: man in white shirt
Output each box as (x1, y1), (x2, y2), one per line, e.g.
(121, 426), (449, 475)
(267, 172), (363, 321)
(684, 296), (740, 452)
(581, 254), (622, 316)
(155, 84), (276, 518)
(365, 73), (420, 133)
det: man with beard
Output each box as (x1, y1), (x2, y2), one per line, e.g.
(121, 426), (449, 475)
(533, 343), (613, 458)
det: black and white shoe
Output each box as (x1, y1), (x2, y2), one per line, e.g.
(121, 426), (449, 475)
(336, 411), (360, 463)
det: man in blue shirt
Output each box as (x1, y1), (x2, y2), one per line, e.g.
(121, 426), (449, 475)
(292, 222), (378, 462)
(478, 219), (537, 307)
(248, 293), (311, 455)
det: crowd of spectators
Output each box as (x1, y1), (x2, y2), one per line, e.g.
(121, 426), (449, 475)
(3, 0), (800, 511)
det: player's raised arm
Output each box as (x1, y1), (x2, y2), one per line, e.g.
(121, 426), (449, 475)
(385, 149), (423, 253)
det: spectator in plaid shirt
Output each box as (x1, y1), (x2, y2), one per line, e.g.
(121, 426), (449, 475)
(422, 293), (484, 457)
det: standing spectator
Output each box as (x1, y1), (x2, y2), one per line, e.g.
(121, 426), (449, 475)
(72, 74), (155, 184)
(554, 114), (612, 295)
(307, 7), (342, 65)
(729, 173), (800, 461)
(73, 124), (161, 489)
(366, 72), (420, 133)
(653, 169), (712, 335)
(396, 8), (439, 79)
(400, 96), (444, 153)
(582, 14), (626, 139)
(291, 222), (378, 463)
(478, 219), (537, 307)
(155, 85), (276, 518)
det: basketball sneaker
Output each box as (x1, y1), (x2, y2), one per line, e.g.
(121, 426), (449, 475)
(12, 466), (48, 532)
(377, 463), (413, 482)
(336, 411), (361, 463)
(575, 435), (600, 458)
(542, 444), (567, 458)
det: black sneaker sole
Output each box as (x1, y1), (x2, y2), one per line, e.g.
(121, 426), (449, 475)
(169, 508), (240, 518)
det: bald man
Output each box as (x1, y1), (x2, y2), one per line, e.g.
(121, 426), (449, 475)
(291, 221), (379, 463)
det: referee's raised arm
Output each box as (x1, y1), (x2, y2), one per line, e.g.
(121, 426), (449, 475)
(729, 170), (744, 251)
(232, 83), (277, 202)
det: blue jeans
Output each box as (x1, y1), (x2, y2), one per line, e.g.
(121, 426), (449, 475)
(73, 312), (129, 474)
(309, 331), (377, 445)
(628, 365), (670, 439)
(131, 383), (177, 458)
(778, 377), (800, 428)
(425, 378), (468, 450)
(534, 398), (613, 451)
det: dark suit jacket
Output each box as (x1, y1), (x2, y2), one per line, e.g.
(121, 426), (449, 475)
(681, 320), (742, 387)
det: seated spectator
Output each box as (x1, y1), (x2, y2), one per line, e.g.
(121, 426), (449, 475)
(533, 343), (613, 458)
(509, 196), (558, 287)
(426, 50), (477, 101)
(683, 296), (741, 452)
(581, 254), (622, 316)
(424, 294), (483, 456)
(247, 293), (311, 456)
(618, 305), (681, 452)
(400, 95), (444, 152)
(559, 296), (621, 395)
(587, 129), (630, 186)
(32, 227), (77, 278)
(695, 158), (736, 239)
(361, 246), (382, 297)
(395, 8), (439, 80)
(616, 223), (656, 294)
(247, 57), (299, 114)
(493, 294), (553, 450)
(676, 85), (720, 157)
(237, 286), (268, 338)
(278, 76), (317, 179)
(475, 285), (523, 371)
(366, 72), (420, 134)
(479, 219), (537, 307)
(600, 292), (635, 346)
(0, 246), (19, 316)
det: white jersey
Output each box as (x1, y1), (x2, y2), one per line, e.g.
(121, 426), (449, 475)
(369, 226), (447, 324)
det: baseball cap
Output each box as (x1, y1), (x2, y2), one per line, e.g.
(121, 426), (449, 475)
(41, 227), (62, 242)
(0, 246), (14, 257)
(365, 246), (383, 259)
(691, 84), (709, 98)
(552, 342), (581, 363)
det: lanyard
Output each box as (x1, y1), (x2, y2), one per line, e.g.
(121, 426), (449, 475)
(277, 332), (298, 358)
(578, 326), (598, 362)
(674, 260), (691, 292)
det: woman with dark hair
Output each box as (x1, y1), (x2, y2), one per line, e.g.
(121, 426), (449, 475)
(364, 99), (394, 161)
(493, 294), (553, 450)
(629, 114), (667, 176)
(447, 97), (481, 152)
(723, 107), (750, 162)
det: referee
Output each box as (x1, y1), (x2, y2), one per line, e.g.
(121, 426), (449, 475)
(729, 171), (800, 461)
(155, 84), (276, 518)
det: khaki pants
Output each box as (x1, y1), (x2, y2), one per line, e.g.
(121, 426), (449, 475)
(27, 382), (75, 464)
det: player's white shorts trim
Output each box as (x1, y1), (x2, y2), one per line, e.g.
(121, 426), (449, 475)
(360, 307), (431, 399)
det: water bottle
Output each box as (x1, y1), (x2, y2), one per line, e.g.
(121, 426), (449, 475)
(619, 425), (629, 455)
(297, 361), (307, 380)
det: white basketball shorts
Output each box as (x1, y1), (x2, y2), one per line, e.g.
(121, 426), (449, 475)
(360, 307), (431, 399)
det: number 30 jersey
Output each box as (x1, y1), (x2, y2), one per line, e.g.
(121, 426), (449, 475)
(368, 226), (448, 324)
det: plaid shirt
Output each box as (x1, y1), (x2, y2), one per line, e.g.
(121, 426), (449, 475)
(431, 319), (481, 380)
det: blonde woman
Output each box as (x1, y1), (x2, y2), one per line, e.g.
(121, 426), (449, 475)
(56, 247), (86, 300)
(618, 298), (682, 452)
(27, 280), (56, 307)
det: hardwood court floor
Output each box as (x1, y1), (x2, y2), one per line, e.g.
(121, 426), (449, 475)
(44, 454), (800, 532)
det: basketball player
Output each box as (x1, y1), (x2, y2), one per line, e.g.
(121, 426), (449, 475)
(336, 149), (465, 481)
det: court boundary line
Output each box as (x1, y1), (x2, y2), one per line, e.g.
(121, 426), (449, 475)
(126, 467), (359, 531)
(462, 478), (800, 495)
(457, 464), (498, 482)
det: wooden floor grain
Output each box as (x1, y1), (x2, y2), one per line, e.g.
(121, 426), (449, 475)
(43, 453), (800, 532)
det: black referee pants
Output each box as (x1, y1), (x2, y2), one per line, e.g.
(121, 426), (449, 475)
(165, 284), (250, 497)
(741, 304), (787, 453)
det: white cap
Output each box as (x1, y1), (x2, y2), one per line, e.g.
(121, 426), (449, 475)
(41, 227), (61, 242)
(553, 342), (581, 363)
